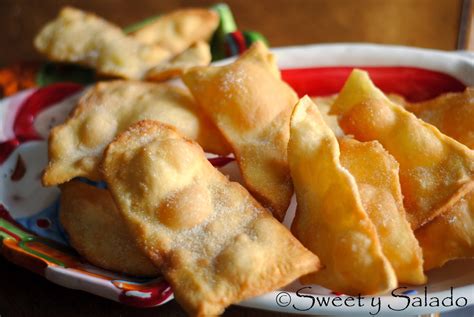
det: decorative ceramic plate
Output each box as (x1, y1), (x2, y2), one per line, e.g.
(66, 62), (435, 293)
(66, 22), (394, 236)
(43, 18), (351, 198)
(1, 43), (473, 315)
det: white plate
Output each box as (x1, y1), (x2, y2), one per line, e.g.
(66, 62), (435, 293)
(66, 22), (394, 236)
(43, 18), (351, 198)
(1, 43), (473, 315)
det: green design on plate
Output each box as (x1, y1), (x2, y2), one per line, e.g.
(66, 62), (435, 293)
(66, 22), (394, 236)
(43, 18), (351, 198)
(0, 218), (32, 241)
(18, 236), (66, 267)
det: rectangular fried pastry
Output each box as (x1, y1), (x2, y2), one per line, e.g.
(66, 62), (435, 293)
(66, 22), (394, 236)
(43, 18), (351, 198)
(415, 189), (474, 271)
(101, 120), (319, 316)
(34, 7), (170, 79)
(60, 181), (158, 277)
(42, 80), (230, 186)
(146, 41), (211, 81)
(131, 8), (219, 55)
(288, 96), (396, 295)
(406, 87), (474, 149)
(183, 41), (298, 221)
(339, 138), (426, 285)
(331, 70), (474, 229)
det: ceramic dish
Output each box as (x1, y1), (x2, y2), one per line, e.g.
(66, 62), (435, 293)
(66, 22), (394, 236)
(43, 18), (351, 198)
(0, 43), (473, 315)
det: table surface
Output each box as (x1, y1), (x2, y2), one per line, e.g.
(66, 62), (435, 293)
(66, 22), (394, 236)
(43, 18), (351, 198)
(0, 0), (471, 316)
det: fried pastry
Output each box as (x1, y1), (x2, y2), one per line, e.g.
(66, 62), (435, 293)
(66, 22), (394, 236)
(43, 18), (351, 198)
(331, 70), (474, 229)
(146, 41), (211, 81)
(131, 8), (219, 55)
(102, 120), (319, 316)
(406, 87), (474, 149)
(183, 42), (298, 220)
(309, 94), (403, 137)
(310, 95), (343, 136)
(34, 7), (170, 79)
(339, 138), (426, 285)
(60, 181), (158, 277)
(415, 189), (474, 271)
(288, 96), (396, 295)
(43, 81), (230, 186)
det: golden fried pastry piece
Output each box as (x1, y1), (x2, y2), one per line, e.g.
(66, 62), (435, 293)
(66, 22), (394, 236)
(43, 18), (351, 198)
(406, 88), (474, 150)
(288, 96), (396, 295)
(183, 42), (298, 221)
(34, 7), (171, 79)
(331, 70), (474, 229)
(310, 95), (343, 136)
(43, 81), (230, 186)
(146, 41), (211, 81)
(309, 94), (404, 137)
(339, 138), (426, 285)
(415, 190), (474, 271)
(60, 181), (158, 277)
(131, 8), (219, 55)
(102, 120), (319, 316)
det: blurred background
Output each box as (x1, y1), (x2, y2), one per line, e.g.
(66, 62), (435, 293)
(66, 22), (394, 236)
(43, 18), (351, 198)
(0, 0), (472, 65)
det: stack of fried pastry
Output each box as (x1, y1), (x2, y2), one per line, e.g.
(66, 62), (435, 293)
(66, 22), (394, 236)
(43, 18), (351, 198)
(37, 8), (474, 315)
(43, 41), (320, 316)
(35, 7), (217, 80)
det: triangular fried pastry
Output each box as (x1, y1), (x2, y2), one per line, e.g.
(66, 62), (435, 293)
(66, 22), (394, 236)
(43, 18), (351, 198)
(339, 138), (426, 285)
(43, 80), (230, 186)
(34, 7), (170, 79)
(146, 41), (211, 81)
(102, 120), (319, 316)
(331, 70), (474, 229)
(415, 189), (474, 271)
(288, 96), (396, 295)
(183, 42), (298, 220)
(60, 181), (158, 277)
(131, 8), (219, 55)
(406, 87), (474, 149)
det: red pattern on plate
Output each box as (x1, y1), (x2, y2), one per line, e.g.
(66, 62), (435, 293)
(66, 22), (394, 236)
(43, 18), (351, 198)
(13, 82), (82, 142)
(0, 83), (83, 164)
(0, 139), (20, 164)
(208, 156), (235, 167)
(118, 283), (173, 307)
(281, 66), (466, 102)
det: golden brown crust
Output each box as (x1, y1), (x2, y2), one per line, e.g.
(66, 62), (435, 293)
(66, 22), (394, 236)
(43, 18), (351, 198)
(102, 120), (319, 316)
(131, 8), (219, 55)
(406, 87), (474, 149)
(34, 7), (170, 79)
(42, 80), (230, 186)
(289, 96), (397, 295)
(332, 70), (474, 229)
(146, 41), (211, 81)
(339, 138), (426, 285)
(183, 42), (297, 221)
(59, 181), (158, 276)
(415, 189), (474, 270)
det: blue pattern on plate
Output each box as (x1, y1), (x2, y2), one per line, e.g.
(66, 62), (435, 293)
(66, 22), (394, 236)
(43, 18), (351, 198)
(16, 197), (68, 244)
